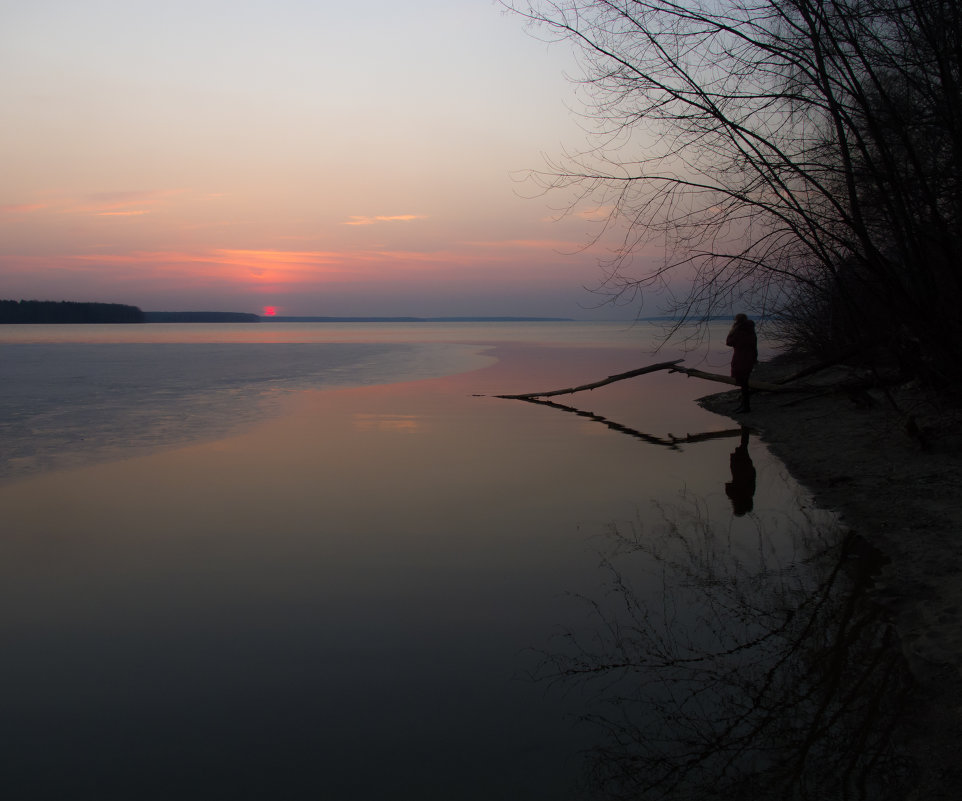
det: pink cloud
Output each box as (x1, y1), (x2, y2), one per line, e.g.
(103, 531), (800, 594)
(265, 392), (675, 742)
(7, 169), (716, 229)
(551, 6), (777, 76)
(66, 248), (379, 288)
(72, 189), (183, 217)
(0, 203), (49, 215)
(462, 238), (581, 251)
(342, 214), (428, 226)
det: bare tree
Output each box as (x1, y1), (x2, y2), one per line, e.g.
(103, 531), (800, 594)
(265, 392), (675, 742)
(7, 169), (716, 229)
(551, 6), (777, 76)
(507, 0), (962, 377)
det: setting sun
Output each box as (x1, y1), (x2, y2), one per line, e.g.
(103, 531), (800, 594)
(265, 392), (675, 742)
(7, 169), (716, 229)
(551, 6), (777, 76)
(262, 306), (277, 317)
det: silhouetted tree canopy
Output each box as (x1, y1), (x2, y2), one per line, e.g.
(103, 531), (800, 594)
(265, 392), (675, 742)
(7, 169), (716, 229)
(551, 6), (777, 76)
(0, 300), (145, 324)
(509, 0), (962, 381)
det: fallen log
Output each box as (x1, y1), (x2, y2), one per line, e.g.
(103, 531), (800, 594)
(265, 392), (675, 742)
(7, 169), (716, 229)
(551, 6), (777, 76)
(674, 427), (751, 444)
(495, 358), (817, 399)
(495, 359), (684, 399)
(773, 350), (862, 384)
(667, 365), (801, 393)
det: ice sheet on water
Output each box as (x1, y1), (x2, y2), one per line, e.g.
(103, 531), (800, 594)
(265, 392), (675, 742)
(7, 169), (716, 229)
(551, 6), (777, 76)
(1, 341), (489, 482)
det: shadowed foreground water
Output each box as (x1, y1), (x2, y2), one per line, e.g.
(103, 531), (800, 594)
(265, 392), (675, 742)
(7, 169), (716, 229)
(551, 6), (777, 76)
(536, 502), (917, 801)
(0, 334), (917, 799)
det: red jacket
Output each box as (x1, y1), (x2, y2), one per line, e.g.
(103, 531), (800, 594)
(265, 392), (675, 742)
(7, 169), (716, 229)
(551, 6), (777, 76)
(727, 320), (758, 379)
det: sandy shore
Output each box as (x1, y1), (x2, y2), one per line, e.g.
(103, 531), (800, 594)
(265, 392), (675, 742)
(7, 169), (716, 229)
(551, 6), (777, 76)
(700, 358), (962, 799)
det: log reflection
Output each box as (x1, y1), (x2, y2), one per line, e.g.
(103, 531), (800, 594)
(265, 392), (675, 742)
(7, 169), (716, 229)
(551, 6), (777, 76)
(515, 396), (746, 449)
(542, 506), (917, 800)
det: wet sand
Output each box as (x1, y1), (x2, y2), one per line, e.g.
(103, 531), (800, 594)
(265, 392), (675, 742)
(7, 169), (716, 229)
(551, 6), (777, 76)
(700, 360), (962, 798)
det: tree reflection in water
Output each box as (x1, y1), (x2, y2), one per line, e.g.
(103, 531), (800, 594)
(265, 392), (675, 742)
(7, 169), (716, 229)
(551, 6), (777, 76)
(541, 502), (918, 800)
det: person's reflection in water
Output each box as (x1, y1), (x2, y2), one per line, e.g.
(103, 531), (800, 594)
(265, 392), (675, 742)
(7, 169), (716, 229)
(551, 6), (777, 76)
(725, 428), (756, 516)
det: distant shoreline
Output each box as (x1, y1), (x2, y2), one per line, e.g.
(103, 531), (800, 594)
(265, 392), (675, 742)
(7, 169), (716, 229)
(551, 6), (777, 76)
(1, 301), (577, 325)
(2, 299), (706, 325)
(256, 315), (575, 323)
(144, 314), (579, 323)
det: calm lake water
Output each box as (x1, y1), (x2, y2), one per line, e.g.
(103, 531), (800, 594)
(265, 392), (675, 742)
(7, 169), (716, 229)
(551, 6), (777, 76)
(0, 322), (913, 799)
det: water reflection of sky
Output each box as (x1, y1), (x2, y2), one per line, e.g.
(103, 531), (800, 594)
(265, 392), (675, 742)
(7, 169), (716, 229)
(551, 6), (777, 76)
(0, 330), (904, 800)
(0, 341), (492, 482)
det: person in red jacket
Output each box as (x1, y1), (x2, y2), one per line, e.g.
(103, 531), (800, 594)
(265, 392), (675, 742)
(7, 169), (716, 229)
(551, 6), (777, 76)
(726, 313), (758, 412)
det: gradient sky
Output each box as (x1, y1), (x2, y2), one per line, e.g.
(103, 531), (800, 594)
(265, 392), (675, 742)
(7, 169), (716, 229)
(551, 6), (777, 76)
(1, 0), (660, 319)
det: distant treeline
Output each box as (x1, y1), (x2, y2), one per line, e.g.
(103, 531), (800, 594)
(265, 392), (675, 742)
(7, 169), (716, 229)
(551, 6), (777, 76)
(1, 302), (587, 325)
(262, 315), (575, 323)
(144, 311), (260, 323)
(0, 299), (145, 324)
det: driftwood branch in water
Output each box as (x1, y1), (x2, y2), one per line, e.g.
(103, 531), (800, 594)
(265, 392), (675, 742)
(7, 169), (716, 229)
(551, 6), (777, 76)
(495, 357), (811, 399)
(495, 359), (684, 400)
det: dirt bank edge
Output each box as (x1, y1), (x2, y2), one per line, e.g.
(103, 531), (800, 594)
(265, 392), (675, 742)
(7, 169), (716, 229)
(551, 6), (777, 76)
(699, 359), (962, 799)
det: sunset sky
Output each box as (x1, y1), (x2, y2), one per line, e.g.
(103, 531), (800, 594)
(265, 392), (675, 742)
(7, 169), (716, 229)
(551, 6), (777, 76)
(1, 0), (662, 319)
